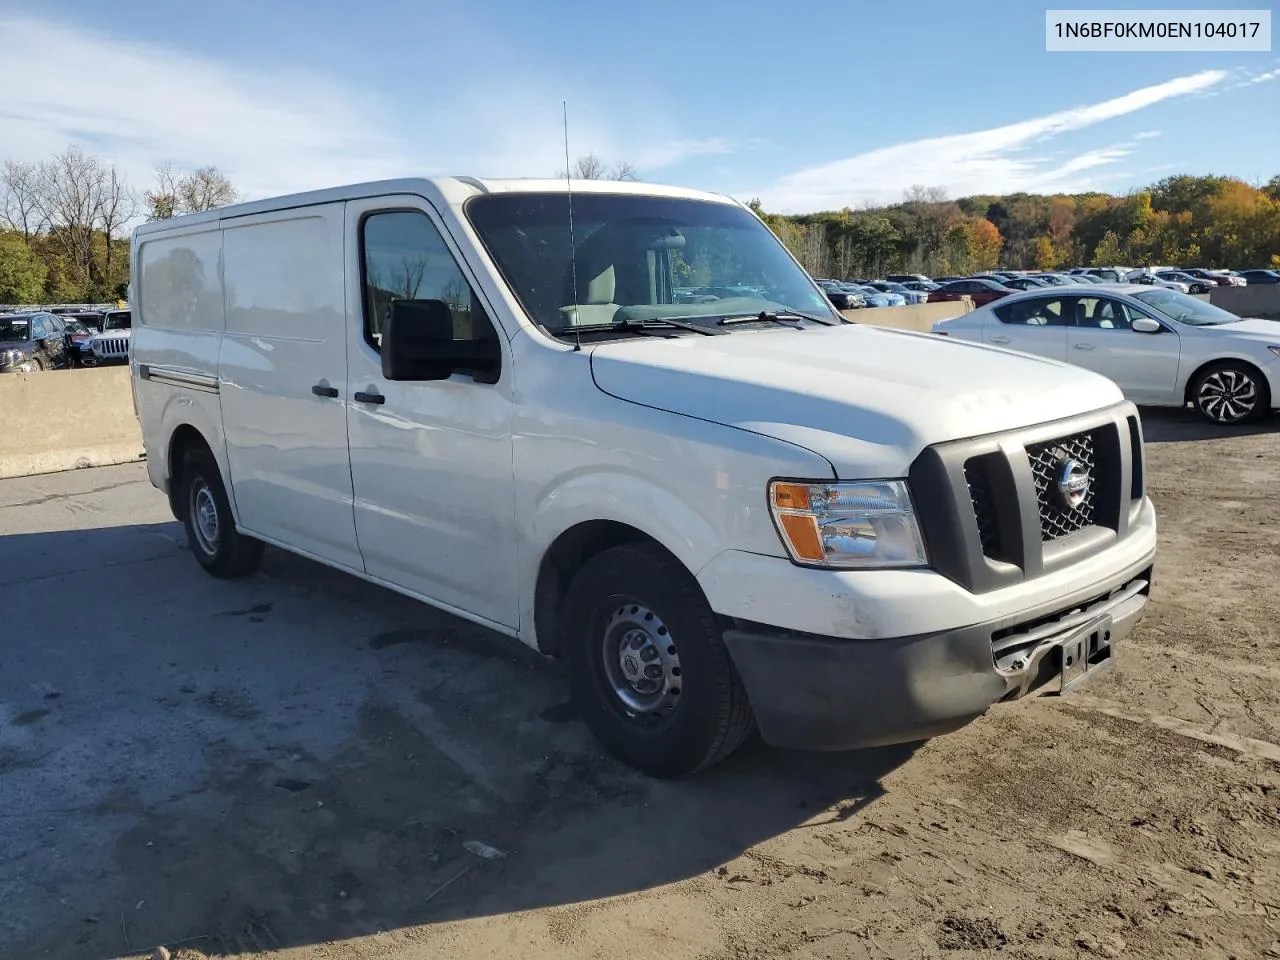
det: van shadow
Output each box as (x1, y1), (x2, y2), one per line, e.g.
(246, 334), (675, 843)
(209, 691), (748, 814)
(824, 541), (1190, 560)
(0, 522), (917, 959)
(1139, 405), (1279, 443)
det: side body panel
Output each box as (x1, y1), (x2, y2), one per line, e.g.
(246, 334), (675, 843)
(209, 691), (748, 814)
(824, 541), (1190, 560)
(217, 205), (362, 568)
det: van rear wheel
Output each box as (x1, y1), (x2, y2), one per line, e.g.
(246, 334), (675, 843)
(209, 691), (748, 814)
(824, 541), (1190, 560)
(181, 449), (263, 578)
(561, 543), (754, 777)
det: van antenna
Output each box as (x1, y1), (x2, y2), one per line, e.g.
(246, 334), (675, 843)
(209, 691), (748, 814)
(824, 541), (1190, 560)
(563, 101), (582, 352)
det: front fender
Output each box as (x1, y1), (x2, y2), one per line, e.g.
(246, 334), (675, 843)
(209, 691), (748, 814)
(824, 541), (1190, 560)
(530, 467), (729, 578)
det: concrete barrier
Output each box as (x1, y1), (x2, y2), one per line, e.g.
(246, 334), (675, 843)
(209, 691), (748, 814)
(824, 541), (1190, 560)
(1209, 285), (1280, 320)
(841, 298), (974, 332)
(0, 367), (144, 479)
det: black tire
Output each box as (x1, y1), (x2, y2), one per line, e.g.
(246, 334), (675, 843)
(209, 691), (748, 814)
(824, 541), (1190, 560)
(1191, 362), (1269, 425)
(561, 543), (754, 777)
(180, 448), (263, 578)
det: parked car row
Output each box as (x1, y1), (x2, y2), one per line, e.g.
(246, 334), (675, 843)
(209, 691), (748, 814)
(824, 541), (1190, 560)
(0, 308), (131, 373)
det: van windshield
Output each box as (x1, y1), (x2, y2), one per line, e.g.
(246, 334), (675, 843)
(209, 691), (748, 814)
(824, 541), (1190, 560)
(465, 192), (836, 337)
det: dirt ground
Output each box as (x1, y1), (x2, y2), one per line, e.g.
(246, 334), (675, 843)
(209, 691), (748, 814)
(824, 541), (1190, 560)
(1, 407), (1277, 960)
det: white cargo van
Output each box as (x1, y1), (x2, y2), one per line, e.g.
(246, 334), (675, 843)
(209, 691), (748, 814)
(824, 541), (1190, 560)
(130, 178), (1157, 776)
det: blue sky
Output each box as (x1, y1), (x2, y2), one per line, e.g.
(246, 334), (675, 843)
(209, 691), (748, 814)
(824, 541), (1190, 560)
(1, 0), (1276, 213)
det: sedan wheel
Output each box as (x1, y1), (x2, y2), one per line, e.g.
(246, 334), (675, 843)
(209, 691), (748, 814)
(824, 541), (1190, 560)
(1193, 364), (1266, 425)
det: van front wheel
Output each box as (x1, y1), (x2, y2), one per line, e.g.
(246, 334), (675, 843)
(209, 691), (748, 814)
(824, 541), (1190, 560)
(181, 449), (263, 578)
(562, 543), (754, 777)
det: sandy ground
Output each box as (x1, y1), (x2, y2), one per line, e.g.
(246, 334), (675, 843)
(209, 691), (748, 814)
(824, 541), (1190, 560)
(1, 407), (1277, 960)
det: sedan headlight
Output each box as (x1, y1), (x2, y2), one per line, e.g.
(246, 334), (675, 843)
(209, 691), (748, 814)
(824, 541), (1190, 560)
(769, 480), (928, 568)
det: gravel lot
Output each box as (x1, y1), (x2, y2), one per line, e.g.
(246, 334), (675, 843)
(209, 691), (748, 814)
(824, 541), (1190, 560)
(2, 408), (1277, 960)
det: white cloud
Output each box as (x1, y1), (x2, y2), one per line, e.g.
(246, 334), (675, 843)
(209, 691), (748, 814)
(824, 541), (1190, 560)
(1248, 67), (1280, 84)
(0, 17), (729, 202)
(751, 70), (1228, 212)
(1134, 130), (1162, 140)
(0, 17), (413, 200)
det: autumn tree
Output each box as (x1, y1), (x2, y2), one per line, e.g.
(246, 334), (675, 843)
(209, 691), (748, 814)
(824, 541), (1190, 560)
(1031, 236), (1057, 270)
(967, 218), (1004, 270)
(0, 232), (47, 302)
(1091, 231), (1125, 266)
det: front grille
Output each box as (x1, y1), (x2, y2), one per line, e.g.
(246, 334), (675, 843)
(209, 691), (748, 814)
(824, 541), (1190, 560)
(908, 403), (1144, 595)
(1026, 431), (1097, 540)
(94, 338), (129, 357)
(964, 460), (1001, 557)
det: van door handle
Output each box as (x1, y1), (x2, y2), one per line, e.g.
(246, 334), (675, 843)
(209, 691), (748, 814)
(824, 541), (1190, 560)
(990, 336), (1011, 344)
(353, 391), (385, 405)
(1073, 343), (1095, 351)
(311, 384), (339, 398)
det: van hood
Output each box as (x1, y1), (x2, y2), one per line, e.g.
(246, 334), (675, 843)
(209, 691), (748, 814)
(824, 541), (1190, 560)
(589, 324), (1124, 478)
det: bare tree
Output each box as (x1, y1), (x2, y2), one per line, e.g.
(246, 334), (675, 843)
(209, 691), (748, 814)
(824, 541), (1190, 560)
(145, 164), (237, 220)
(558, 153), (639, 181)
(396, 255), (428, 299)
(796, 223), (829, 277)
(1, 160), (46, 240)
(96, 162), (136, 287)
(35, 146), (106, 289)
(180, 166), (237, 212)
(144, 163), (182, 221)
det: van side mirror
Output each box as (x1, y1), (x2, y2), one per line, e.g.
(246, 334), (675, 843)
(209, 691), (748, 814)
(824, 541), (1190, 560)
(381, 298), (501, 383)
(1131, 317), (1162, 334)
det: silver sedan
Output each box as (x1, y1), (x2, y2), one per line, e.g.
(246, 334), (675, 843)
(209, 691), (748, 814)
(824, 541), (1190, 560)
(931, 285), (1280, 425)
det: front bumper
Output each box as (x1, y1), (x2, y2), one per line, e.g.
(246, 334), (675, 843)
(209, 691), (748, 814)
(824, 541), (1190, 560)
(721, 551), (1154, 751)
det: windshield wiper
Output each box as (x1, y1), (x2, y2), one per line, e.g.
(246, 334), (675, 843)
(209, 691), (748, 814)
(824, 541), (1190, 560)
(717, 310), (838, 328)
(563, 317), (724, 337)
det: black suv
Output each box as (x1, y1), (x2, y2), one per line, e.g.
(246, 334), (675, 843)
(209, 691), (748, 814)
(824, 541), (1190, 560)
(0, 312), (71, 373)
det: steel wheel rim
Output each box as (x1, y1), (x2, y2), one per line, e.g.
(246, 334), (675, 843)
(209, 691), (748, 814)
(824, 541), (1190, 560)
(599, 601), (682, 728)
(189, 480), (220, 555)
(1198, 370), (1257, 423)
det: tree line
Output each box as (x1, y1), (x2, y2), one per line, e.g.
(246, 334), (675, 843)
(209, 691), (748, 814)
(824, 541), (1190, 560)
(6, 147), (1277, 304)
(0, 147), (237, 304)
(752, 175), (1280, 280)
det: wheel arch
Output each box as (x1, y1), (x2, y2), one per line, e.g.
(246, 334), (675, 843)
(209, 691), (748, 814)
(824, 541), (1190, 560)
(1182, 355), (1272, 407)
(535, 520), (692, 658)
(165, 424), (215, 520)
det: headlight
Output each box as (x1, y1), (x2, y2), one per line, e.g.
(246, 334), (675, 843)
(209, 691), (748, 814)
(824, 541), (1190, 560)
(769, 480), (927, 568)
(1267, 346), (1280, 359)
(2, 348), (26, 364)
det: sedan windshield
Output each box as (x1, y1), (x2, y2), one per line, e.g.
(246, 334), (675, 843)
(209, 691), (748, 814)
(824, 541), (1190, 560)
(1130, 289), (1240, 326)
(465, 192), (836, 337)
(0, 318), (31, 342)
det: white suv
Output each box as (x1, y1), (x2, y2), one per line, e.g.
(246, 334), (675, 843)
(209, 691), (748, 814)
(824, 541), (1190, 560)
(87, 309), (132, 365)
(130, 178), (1157, 776)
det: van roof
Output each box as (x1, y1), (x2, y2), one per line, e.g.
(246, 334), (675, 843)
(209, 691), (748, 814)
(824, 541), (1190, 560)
(133, 176), (739, 239)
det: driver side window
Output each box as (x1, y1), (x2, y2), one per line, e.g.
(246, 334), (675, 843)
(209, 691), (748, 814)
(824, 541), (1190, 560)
(360, 210), (497, 352)
(1075, 298), (1134, 331)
